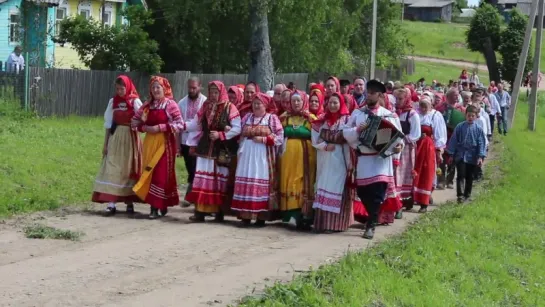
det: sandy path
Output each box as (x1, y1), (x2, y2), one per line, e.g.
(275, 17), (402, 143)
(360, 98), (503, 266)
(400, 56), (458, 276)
(0, 185), (457, 307)
(411, 55), (489, 71)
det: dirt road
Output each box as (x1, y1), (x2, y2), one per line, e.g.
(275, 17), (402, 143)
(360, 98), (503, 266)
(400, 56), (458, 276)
(0, 186), (457, 307)
(411, 55), (489, 72)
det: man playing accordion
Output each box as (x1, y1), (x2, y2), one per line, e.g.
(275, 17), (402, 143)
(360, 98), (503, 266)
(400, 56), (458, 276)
(343, 80), (404, 239)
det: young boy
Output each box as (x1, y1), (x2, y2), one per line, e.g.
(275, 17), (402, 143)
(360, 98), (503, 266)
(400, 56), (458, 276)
(446, 105), (487, 203)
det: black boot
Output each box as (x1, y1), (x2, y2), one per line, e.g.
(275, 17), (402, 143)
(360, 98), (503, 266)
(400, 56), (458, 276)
(126, 203), (134, 214)
(362, 227), (375, 239)
(160, 208), (168, 217)
(418, 205), (428, 213)
(149, 207), (159, 219)
(254, 219), (266, 227)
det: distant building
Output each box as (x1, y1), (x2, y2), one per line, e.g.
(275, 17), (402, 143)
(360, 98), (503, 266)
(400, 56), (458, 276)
(460, 8), (476, 18)
(394, 0), (459, 22)
(496, 0), (545, 26)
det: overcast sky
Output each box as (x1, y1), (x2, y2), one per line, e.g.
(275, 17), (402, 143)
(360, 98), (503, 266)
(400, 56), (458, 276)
(468, 0), (479, 7)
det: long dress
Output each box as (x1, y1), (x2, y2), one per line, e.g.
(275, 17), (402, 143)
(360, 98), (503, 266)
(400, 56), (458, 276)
(311, 116), (355, 232)
(414, 110), (447, 205)
(92, 98), (143, 203)
(231, 113), (284, 221)
(396, 110), (421, 204)
(185, 101), (242, 214)
(131, 99), (184, 210)
(279, 114), (317, 224)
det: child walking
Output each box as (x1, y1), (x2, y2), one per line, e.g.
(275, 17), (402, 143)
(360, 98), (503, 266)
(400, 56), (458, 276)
(446, 105), (487, 203)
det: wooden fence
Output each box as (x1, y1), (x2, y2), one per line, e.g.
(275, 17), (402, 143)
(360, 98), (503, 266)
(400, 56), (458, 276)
(28, 68), (309, 117)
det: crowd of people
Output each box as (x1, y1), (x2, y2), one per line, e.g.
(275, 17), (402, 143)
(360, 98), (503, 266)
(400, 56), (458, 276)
(91, 69), (509, 239)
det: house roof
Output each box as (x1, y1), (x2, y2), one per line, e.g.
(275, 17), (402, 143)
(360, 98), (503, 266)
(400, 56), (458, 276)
(460, 8), (476, 17)
(27, 0), (61, 6)
(407, 0), (455, 8)
(391, 0), (454, 8)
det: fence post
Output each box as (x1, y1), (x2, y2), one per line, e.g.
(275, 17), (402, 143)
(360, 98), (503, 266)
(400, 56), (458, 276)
(24, 52), (29, 111)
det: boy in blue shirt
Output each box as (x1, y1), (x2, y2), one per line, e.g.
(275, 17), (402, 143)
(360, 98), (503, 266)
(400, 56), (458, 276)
(446, 105), (487, 203)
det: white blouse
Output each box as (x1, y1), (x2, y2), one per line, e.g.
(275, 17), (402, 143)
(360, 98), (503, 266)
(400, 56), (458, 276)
(103, 98), (143, 129)
(399, 110), (421, 144)
(418, 109), (447, 149)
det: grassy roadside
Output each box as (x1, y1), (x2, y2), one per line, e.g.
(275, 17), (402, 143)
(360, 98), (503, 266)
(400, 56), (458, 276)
(405, 21), (545, 71)
(0, 102), (187, 218)
(405, 61), (490, 85)
(238, 95), (545, 306)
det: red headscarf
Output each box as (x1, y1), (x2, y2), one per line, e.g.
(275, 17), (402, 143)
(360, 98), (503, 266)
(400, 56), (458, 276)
(309, 89), (325, 116)
(238, 81), (261, 117)
(310, 83), (325, 95)
(254, 92), (276, 114)
(323, 92), (349, 127)
(228, 85), (243, 107)
(113, 75), (139, 107)
(343, 94), (357, 113)
(396, 88), (413, 115)
(197, 81), (230, 125)
(326, 76), (341, 97)
(149, 76), (173, 100)
(288, 90), (312, 120)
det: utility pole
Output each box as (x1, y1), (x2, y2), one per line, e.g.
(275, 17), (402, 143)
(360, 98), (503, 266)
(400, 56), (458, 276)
(509, 0), (538, 128)
(401, 0), (404, 22)
(370, 0), (377, 79)
(528, 0), (544, 131)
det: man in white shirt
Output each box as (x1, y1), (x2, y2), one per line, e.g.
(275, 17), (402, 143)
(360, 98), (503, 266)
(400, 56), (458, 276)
(493, 83), (511, 136)
(178, 77), (207, 207)
(6, 46), (24, 73)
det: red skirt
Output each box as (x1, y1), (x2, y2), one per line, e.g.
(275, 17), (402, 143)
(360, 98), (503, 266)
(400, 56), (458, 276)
(414, 133), (436, 205)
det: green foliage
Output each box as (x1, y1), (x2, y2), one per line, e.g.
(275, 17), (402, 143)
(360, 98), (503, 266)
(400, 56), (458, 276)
(499, 9), (533, 87)
(147, 0), (409, 75)
(54, 6), (162, 73)
(24, 224), (82, 241)
(466, 4), (502, 53)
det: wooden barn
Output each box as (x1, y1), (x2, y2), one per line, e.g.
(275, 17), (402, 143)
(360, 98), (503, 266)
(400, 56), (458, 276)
(395, 0), (458, 22)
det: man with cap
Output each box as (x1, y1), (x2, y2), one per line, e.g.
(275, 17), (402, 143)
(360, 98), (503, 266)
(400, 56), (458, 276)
(340, 79), (351, 95)
(343, 80), (404, 239)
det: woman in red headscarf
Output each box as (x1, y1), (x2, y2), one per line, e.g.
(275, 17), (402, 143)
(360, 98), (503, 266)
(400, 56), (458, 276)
(324, 76), (341, 103)
(279, 90), (317, 230)
(228, 85), (243, 107)
(343, 94), (357, 114)
(278, 88), (293, 117)
(309, 86), (325, 117)
(185, 81), (242, 222)
(93, 75), (143, 215)
(311, 92), (355, 232)
(131, 76), (184, 219)
(231, 92), (284, 227)
(237, 81), (261, 118)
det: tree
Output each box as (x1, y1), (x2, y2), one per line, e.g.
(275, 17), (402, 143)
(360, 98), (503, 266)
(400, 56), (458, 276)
(499, 9), (533, 88)
(248, 0), (274, 90)
(466, 4), (502, 83)
(55, 6), (162, 73)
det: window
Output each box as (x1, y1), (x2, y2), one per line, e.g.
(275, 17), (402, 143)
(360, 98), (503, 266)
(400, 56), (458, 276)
(56, 8), (67, 34)
(102, 11), (112, 26)
(79, 9), (91, 19)
(9, 13), (20, 43)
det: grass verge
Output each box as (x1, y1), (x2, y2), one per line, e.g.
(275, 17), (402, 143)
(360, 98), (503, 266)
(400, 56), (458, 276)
(405, 21), (545, 71)
(238, 94), (545, 306)
(0, 101), (187, 218)
(405, 61), (490, 85)
(23, 224), (82, 241)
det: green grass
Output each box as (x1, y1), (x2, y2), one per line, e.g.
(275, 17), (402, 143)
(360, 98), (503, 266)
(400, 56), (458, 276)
(405, 21), (545, 71)
(238, 95), (545, 306)
(406, 61), (490, 85)
(24, 224), (82, 241)
(0, 101), (187, 218)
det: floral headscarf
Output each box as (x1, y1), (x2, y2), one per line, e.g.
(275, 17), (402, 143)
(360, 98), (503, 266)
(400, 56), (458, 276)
(149, 76), (173, 100)
(253, 92), (276, 114)
(197, 80), (230, 126)
(287, 90), (312, 120)
(228, 85), (243, 107)
(309, 89), (325, 116)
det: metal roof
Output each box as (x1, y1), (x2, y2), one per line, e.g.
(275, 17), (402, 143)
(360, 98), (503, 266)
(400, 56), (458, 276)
(27, 0), (61, 6)
(407, 0), (455, 8)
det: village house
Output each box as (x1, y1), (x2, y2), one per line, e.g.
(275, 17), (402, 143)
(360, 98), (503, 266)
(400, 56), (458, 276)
(396, 0), (459, 22)
(0, 0), (146, 70)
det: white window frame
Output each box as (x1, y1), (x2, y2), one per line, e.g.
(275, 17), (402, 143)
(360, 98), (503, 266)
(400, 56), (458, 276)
(55, 7), (67, 35)
(99, 3), (114, 26)
(9, 10), (21, 44)
(78, 1), (92, 20)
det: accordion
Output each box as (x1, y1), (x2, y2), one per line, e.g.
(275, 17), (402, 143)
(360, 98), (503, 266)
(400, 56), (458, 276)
(358, 113), (405, 158)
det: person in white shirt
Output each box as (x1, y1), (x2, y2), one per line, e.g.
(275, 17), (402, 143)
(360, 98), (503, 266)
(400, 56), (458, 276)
(493, 83), (511, 136)
(178, 77), (207, 207)
(6, 46), (24, 73)
(487, 90), (501, 136)
(342, 80), (404, 239)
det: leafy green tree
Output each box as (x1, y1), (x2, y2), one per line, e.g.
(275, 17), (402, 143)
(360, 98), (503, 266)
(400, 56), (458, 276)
(499, 9), (533, 88)
(55, 6), (162, 73)
(466, 3), (502, 82)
